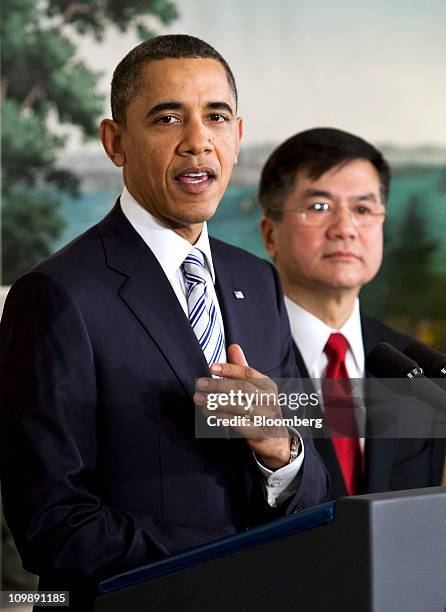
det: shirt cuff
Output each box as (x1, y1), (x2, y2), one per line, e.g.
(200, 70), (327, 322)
(254, 432), (305, 508)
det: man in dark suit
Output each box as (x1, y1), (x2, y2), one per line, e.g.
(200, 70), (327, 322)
(0, 36), (328, 610)
(260, 127), (444, 499)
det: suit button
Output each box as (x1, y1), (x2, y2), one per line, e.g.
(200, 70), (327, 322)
(294, 502), (305, 513)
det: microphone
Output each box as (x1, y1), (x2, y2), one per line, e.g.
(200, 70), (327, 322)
(366, 342), (423, 379)
(365, 342), (446, 414)
(404, 342), (446, 378)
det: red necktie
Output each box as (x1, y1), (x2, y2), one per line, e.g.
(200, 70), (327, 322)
(323, 333), (361, 496)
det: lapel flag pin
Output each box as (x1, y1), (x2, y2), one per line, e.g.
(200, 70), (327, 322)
(233, 290), (245, 299)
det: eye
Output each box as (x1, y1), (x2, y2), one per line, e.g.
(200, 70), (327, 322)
(156, 115), (180, 124)
(208, 113), (227, 122)
(354, 205), (373, 215)
(308, 202), (330, 213)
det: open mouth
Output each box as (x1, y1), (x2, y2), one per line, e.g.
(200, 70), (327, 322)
(177, 171), (214, 184)
(174, 168), (217, 192)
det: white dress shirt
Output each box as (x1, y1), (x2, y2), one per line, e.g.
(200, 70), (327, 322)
(120, 186), (226, 361)
(285, 297), (366, 449)
(120, 187), (304, 506)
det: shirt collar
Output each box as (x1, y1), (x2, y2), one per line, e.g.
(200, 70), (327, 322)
(119, 186), (215, 283)
(285, 296), (364, 374)
(340, 299), (364, 374)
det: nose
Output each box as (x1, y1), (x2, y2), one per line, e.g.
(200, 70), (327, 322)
(326, 206), (359, 240)
(178, 116), (214, 157)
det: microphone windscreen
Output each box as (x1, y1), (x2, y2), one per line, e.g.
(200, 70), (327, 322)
(366, 342), (420, 378)
(404, 342), (446, 378)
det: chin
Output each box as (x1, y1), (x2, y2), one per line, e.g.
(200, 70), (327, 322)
(188, 203), (220, 223)
(331, 280), (363, 291)
(170, 207), (219, 227)
(316, 274), (361, 290)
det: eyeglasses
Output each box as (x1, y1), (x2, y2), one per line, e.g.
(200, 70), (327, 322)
(268, 202), (386, 227)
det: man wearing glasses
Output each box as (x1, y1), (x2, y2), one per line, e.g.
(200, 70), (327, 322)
(260, 127), (444, 498)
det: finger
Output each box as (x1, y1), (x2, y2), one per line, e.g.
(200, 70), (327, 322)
(196, 376), (259, 395)
(227, 344), (248, 366)
(210, 343), (266, 380)
(209, 361), (269, 382)
(201, 408), (289, 439)
(199, 398), (283, 420)
(198, 373), (277, 400)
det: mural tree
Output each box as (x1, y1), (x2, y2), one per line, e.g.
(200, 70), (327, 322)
(381, 194), (441, 325)
(1, 0), (178, 284)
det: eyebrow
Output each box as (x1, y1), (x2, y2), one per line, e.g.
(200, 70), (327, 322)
(146, 101), (234, 118)
(302, 189), (334, 200)
(301, 189), (380, 203)
(207, 102), (234, 116)
(146, 102), (182, 117)
(353, 193), (379, 202)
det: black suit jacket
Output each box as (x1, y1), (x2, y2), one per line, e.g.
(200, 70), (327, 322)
(292, 313), (444, 500)
(0, 202), (328, 609)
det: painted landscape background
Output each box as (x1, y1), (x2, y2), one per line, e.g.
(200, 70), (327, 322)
(2, 0), (445, 348)
(1, 0), (445, 594)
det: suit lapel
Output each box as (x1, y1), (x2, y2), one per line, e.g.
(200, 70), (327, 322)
(292, 341), (309, 379)
(99, 202), (209, 397)
(210, 239), (260, 359)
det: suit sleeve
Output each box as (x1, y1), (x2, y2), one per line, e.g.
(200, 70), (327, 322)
(0, 272), (199, 582)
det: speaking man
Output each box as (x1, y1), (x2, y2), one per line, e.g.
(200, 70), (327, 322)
(0, 37), (328, 610)
(260, 127), (444, 499)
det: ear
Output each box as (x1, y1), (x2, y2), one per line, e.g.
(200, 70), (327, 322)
(99, 119), (126, 167)
(234, 116), (244, 165)
(260, 216), (278, 261)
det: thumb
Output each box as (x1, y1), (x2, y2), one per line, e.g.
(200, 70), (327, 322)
(227, 344), (248, 366)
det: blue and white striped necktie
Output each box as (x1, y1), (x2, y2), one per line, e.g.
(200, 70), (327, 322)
(182, 247), (224, 366)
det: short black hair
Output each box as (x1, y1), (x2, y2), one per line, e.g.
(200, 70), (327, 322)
(259, 127), (391, 220)
(111, 34), (238, 125)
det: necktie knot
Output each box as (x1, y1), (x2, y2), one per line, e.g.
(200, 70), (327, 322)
(324, 332), (349, 363)
(182, 248), (206, 288)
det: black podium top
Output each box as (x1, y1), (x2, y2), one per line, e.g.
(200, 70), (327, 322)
(99, 501), (335, 594)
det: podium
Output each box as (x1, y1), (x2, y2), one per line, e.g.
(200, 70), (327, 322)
(94, 487), (446, 612)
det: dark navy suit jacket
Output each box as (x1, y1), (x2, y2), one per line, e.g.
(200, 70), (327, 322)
(0, 202), (328, 608)
(292, 314), (444, 500)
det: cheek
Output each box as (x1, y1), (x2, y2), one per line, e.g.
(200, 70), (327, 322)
(129, 133), (169, 166)
(364, 231), (383, 272)
(217, 133), (239, 167)
(279, 230), (319, 270)
(125, 143), (151, 174)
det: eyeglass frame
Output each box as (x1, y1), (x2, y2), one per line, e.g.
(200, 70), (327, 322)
(266, 201), (387, 227)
